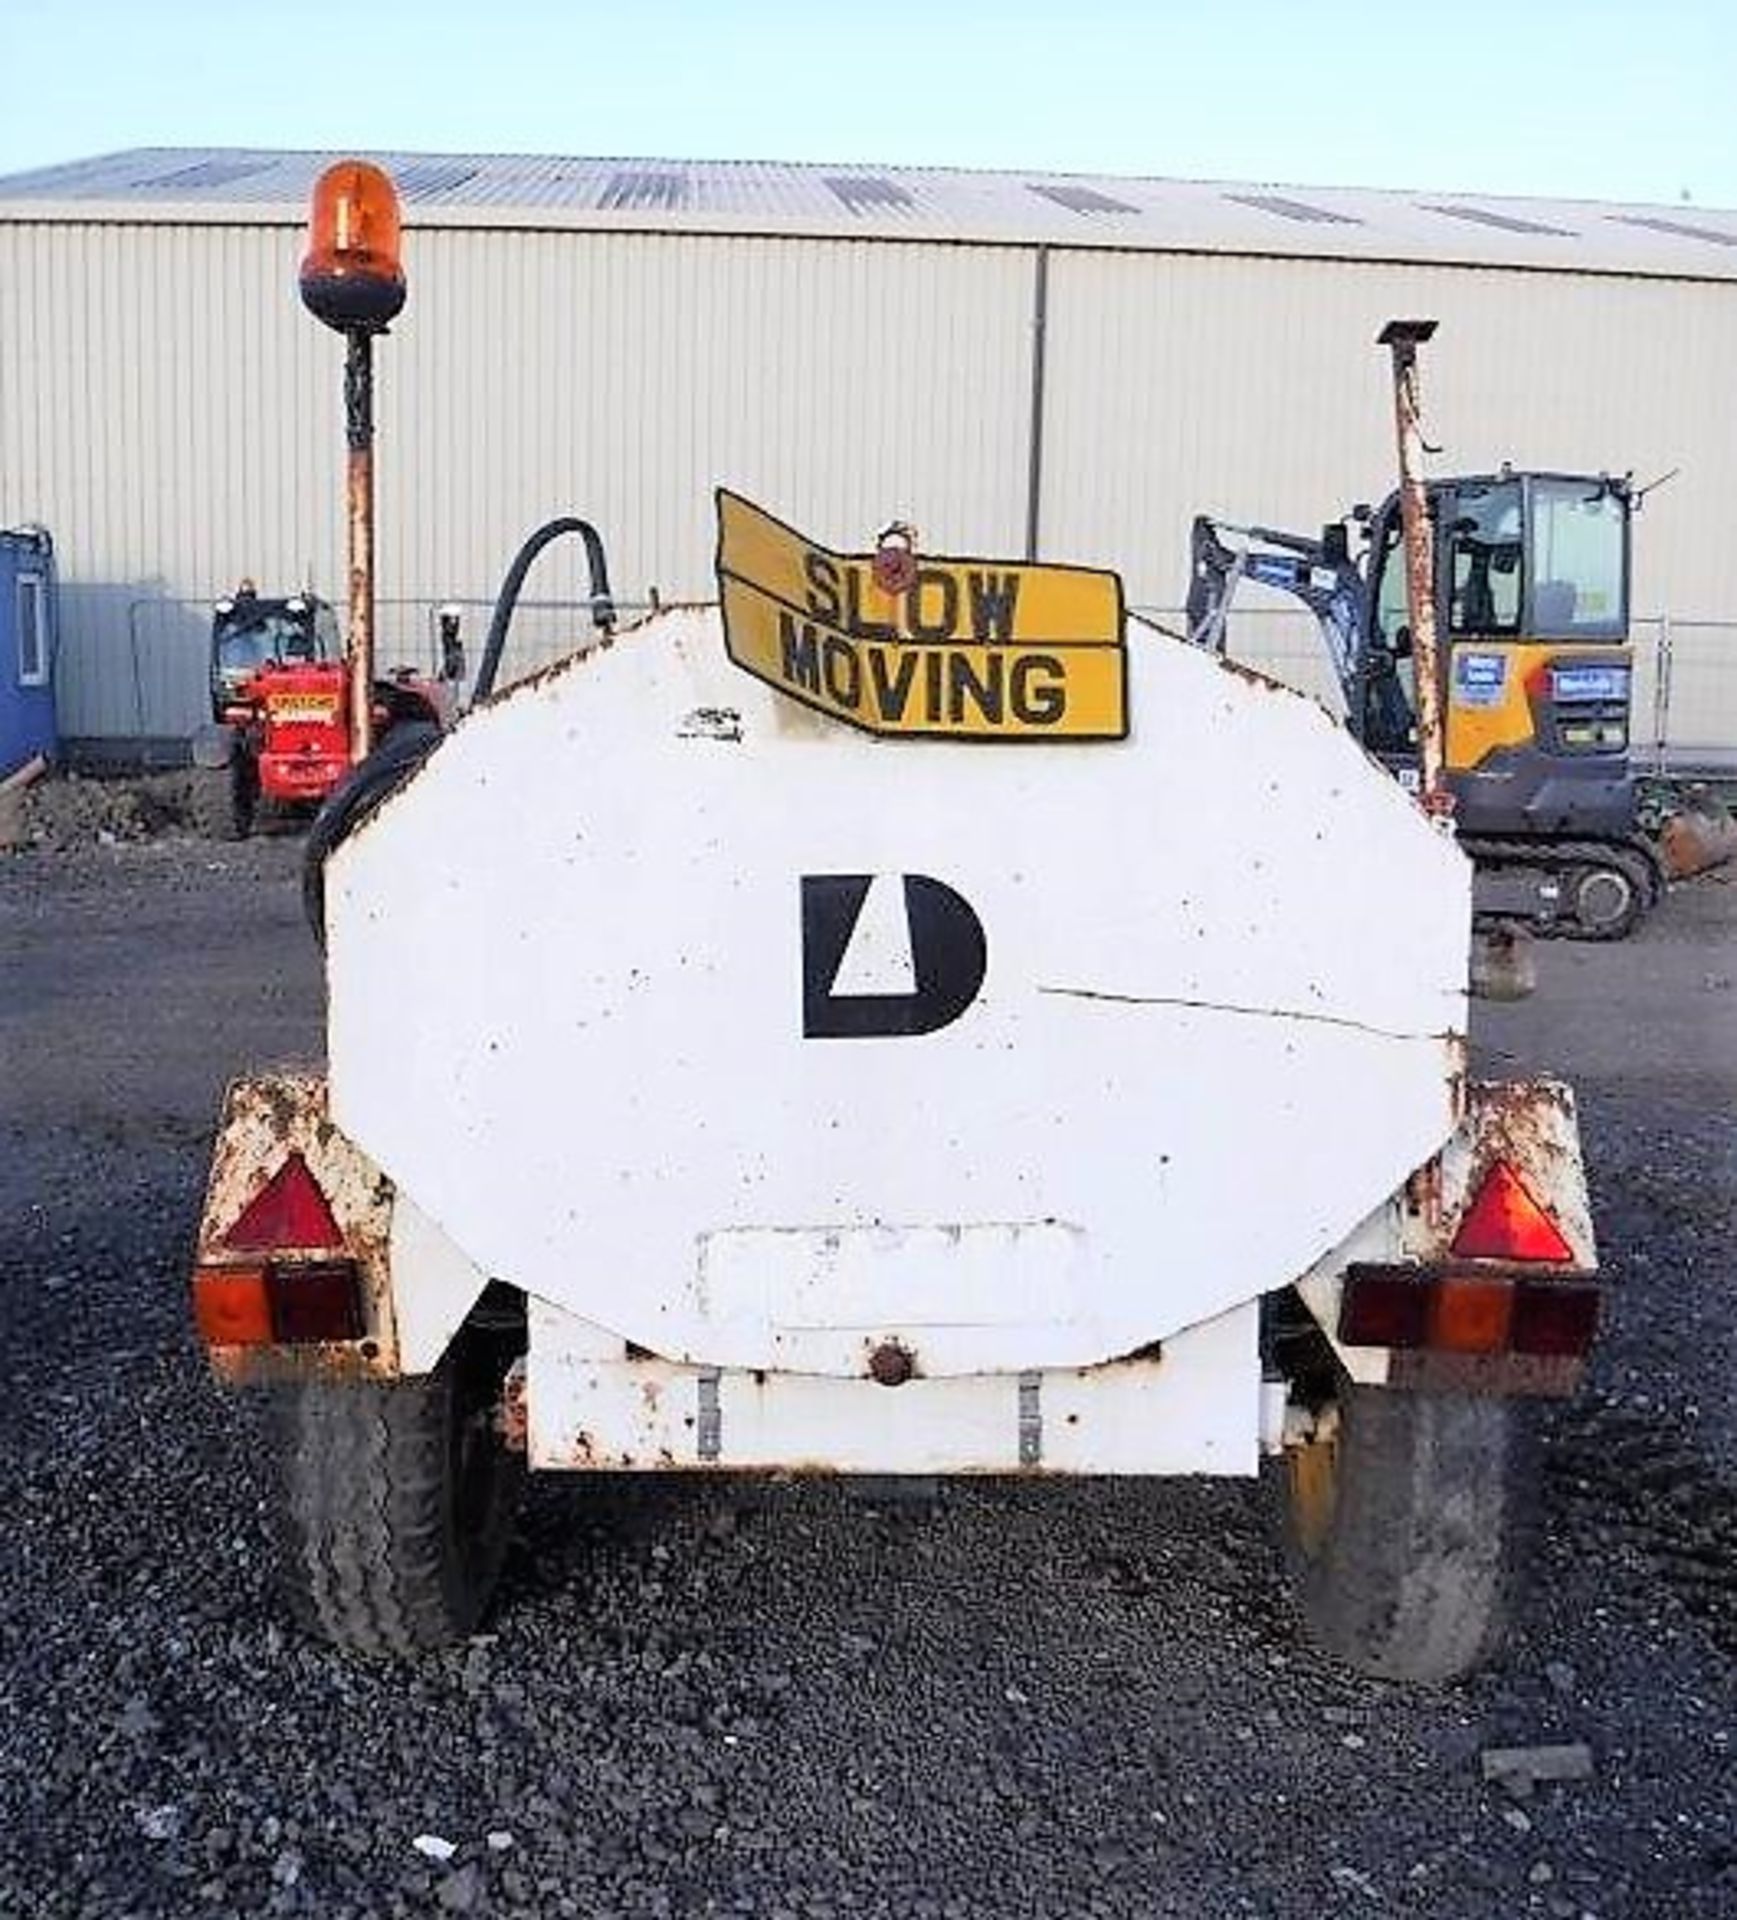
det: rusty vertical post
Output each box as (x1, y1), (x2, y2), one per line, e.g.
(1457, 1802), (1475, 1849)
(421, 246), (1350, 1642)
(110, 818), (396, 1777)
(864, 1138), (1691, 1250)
(1377, 319), (1451, 819)
(301, 162), (403, 764)
(1380, 320), (1455, 1236)
(344, 328), (375, 765)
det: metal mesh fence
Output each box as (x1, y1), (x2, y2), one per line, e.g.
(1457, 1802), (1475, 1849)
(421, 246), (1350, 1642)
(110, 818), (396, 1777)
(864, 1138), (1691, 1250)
(58, 593), (1737, 775)
(1632, 617), (1737, 771)
(1137, 607), (1737, 776)
(66, 595), (653, 741)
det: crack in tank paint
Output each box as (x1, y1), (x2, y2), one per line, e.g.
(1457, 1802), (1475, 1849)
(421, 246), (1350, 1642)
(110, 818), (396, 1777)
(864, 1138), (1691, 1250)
(1037, 983), (1458, 1045)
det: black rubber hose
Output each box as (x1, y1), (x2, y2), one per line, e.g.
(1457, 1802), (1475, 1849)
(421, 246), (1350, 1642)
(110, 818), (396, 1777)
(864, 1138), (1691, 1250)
(301, 721), (442, 948)
(303, 518), (614, 946)
(473, 517), (614, 703)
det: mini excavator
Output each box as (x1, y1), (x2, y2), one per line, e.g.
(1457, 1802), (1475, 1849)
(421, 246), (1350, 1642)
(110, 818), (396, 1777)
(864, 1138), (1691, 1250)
(1186, 331), (1662, 939)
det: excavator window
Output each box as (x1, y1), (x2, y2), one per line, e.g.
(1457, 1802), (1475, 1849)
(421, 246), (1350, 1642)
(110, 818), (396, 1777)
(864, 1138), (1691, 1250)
(1373, 515), (1410, 651)
(1527, 478), (1627, 640)
(1445, 481), (1523, 638)
(1361, 510), (1418, 753)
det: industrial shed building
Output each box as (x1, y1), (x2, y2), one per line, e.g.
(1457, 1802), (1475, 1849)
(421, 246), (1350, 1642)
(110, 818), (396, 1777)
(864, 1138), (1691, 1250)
(0, 147), (1734, 755)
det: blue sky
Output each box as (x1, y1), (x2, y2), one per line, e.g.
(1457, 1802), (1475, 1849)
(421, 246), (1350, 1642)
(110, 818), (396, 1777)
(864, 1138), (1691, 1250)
(3, 0), (1730, 208)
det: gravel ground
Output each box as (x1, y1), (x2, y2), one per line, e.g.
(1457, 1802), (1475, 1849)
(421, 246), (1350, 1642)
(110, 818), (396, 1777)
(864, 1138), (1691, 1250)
(4, 769), (219, 853)
(0, 830), (1731, 1920)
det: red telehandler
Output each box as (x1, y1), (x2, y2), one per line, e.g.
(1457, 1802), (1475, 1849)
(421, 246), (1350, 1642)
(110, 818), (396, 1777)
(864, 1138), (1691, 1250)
(188, 584), (463, 839)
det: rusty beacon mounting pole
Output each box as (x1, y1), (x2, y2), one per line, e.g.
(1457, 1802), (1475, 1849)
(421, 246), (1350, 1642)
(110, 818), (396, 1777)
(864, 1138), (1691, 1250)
(299, 162), (407, 766)
(1377, 319), (1453, 821)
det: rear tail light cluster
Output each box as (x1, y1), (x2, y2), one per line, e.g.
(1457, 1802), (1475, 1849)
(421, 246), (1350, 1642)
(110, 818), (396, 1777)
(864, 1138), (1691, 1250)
(1340, 1267), (1598, 1357)
(193, 1258), (364, 1347)
(193, 1153), (364, 1348)
(1339, 1157), (1597, 1359)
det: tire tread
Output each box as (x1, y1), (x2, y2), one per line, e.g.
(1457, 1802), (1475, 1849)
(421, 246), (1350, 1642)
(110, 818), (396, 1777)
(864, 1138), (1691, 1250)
(1283, 1385), (1524, 1683)
(270, 1347), (522, 1655)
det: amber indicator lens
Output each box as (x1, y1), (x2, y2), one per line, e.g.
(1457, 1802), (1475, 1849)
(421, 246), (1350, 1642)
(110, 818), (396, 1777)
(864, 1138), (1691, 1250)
(300, 161), (406, 332)
(1428, 1276), (1514, 1354)
(192, 1264), (272, 1346)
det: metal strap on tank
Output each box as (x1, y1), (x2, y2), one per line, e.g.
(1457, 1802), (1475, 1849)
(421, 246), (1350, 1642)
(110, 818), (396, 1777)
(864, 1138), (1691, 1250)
(1018, 1371), (1043, 1467)
(696, 1369), (722, 1461)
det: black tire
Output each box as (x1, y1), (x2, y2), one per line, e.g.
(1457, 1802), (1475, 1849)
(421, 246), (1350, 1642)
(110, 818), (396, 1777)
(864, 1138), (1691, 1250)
(302, 720), (441, 946)
(1278, 1382), (1526, 1683)
(234, 756), (259, 839)
(272, 1333), (524, 1654)
(186, 760), (250, 841)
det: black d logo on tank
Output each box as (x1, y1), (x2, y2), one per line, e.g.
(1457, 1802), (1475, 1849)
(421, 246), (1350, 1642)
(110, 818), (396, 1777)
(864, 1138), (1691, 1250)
(800, 874), (988, 1039)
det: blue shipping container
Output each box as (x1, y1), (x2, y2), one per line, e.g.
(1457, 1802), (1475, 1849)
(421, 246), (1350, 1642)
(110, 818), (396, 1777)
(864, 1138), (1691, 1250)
(0, 527), (58, 778)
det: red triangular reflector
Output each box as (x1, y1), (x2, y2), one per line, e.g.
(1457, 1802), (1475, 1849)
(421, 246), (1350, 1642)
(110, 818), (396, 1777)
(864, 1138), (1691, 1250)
(220, 1152), (344, 1252)
(1451, 1161), (1574, 1263)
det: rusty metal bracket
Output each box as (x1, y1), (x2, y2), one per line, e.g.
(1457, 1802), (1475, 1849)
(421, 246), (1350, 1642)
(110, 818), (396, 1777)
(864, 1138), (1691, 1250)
(499, 1357), (529, 1451)
(1018, 1371), (1043, 1466)
(871, 522), (919, 597)
(696, 1368), (722, 1461)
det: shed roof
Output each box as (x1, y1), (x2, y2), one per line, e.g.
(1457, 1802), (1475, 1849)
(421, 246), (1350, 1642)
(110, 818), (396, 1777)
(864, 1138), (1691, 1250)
(2, 147), (1735, 282)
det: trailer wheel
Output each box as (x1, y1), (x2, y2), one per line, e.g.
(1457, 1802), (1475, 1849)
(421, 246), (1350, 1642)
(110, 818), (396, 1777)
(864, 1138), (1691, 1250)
(187, 760), (251, 841)
(1280, 1383), (1525, 1683)
(272, 1331), (524, 1654)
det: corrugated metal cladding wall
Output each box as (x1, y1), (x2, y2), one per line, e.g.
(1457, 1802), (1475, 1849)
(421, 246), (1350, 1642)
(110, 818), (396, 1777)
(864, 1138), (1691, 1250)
(0, 222), (1034, 739)
(2, 217), (1735, 742)
(0, 223), (344, 739)
(392, 227), (1034, 618)
(1039, 252), (1737, 743)
(1040, 250), (1737, 614)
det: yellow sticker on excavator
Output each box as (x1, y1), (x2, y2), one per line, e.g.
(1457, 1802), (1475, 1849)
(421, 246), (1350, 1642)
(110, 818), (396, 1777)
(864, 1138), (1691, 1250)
(714, 490), (1127, 740)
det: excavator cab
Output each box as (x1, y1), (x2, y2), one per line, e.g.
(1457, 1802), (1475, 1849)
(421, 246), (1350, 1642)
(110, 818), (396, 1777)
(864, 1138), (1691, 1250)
(1359, 472), (1636, 839)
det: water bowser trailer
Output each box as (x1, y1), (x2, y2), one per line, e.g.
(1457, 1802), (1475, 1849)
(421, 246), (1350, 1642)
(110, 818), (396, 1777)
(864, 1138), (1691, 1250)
(189, 490), (1602, 1683)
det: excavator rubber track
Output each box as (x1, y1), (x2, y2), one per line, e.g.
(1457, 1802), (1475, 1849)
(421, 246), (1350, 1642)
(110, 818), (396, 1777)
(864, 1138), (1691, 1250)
(1466, 834), (1665, 942)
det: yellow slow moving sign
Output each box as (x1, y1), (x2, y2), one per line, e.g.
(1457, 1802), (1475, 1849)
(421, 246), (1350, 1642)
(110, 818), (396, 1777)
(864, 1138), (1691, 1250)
(714, 490), (1127, 740)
